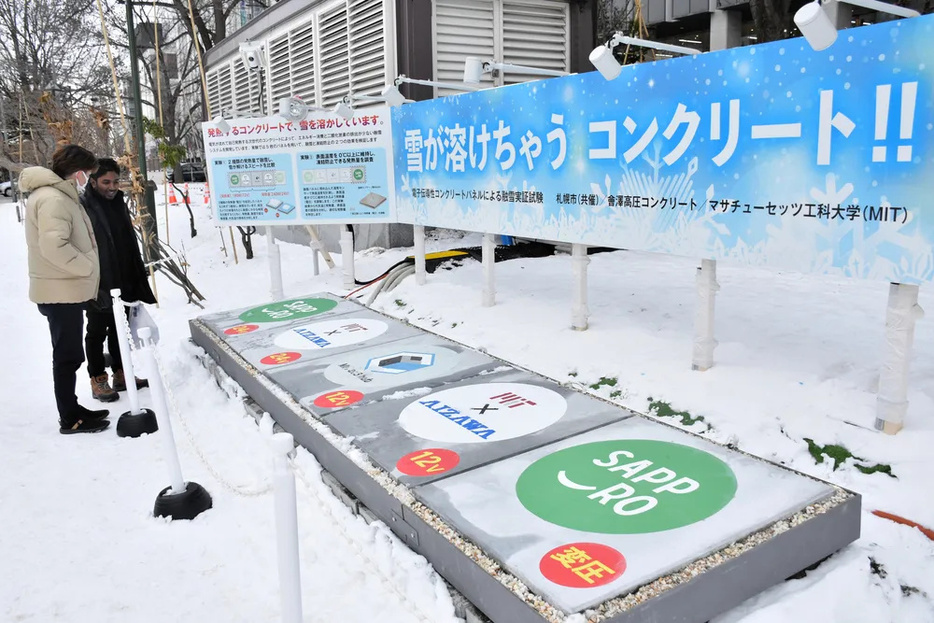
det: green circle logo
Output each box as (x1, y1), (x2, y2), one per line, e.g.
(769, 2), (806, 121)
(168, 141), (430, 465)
(239, 297), (338, 323)
(353, 168), (364, 181)
(516, 440), (737, 534)
(230, 174), (240, 185)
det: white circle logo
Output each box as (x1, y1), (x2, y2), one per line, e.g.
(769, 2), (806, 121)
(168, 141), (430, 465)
(399, 383), (567, 444)
(274, 317), (388, 351)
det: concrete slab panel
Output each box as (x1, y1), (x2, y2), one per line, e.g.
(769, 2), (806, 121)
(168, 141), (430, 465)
(263, 332), (510, 417)
(197, 293), (362, 343)
(191, 301), (860, 623)
(203, 302), (426, 372)
(325, 369), (633, 486)
(415, 417), (836, 614)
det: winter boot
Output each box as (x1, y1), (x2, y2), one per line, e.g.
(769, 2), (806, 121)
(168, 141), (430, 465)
(60, 417), (110, 435)
(112, 369), (149, 392)
(91, 374), (119, 402)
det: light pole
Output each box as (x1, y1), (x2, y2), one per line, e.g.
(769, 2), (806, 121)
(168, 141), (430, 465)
(124, 0), (159, 262)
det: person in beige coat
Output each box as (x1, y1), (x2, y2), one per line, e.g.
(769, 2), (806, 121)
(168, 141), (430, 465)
(22, 144), (111, 434)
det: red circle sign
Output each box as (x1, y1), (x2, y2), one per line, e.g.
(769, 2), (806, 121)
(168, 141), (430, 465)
(539, 543), (626, 588)
(224, 324), (260, 335)
(396, 449), (460, 477)
(260, 351), (302, 365)
(312, 390), (365, 409)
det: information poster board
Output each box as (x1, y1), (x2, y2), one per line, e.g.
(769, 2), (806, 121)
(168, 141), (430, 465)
(391, 17), (934, 284)
(203, 108), (395, 225)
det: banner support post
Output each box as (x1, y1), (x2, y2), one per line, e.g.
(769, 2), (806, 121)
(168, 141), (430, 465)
(482, 233), (496, 307)
(341, 225), (355, 290)
(692, 259), (720, 371)
(414, 225), (427, 285)
(267, 227), (284, 301)
(876, 282), (923, 434)
(571, 243), (589, 330)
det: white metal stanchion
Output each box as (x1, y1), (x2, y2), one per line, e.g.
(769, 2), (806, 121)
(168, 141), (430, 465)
(138, 327), (186, 494)
(267, 227), (284, 301)
(340, 226), (355, 290)
(692, 259), (720, 371)
(111, 290), (144, 413)
(271, 432), (304, 623)
(414, 225), (427, 285)
(876, 283), (924, 434)
(571, 243), (590, 331)
(137, 327), (212, 519)
(482, 233), (496, 307)
(111, 289), (158, 437)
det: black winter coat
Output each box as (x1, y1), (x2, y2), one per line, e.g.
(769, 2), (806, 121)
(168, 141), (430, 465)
(81, 185), (157, 307)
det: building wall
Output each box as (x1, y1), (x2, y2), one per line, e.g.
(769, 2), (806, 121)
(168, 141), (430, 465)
(203, 0), (596, 117)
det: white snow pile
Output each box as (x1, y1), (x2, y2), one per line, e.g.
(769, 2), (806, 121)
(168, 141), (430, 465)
(1, 185), (931, 623)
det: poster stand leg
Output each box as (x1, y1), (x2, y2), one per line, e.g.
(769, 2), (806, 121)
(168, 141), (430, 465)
(341, 226), (355, 290)
(692, 259), (719, 371)
(414, 225), (427, 286)
(267, 227), (284, 301)
(571, 243), (589, 331)
(304, 225), (334, 271)
(482, 233), (496, 307)
(876, 282), (924, 435)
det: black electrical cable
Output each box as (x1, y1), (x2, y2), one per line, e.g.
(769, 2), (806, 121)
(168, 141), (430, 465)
(353, 257), (413, 286)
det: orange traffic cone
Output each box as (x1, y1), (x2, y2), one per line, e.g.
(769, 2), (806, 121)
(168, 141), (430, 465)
(167, 184), (178, 205)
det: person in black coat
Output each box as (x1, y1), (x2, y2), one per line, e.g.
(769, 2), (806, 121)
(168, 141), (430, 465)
(81, 158), (157, 401)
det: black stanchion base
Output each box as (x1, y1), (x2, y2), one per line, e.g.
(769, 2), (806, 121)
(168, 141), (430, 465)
(116, 408), (159, 438)
(153, 482), (213, 520)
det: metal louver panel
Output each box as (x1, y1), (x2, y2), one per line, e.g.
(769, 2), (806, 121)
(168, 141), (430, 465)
(232, 57), (252, 114)
(348, 0), (385, 101)
(318, 3), (350, 107)
(290, 20), (317, 104)
(216, 64), (234, 116)
(205, 69), (221, 116)
(434, 0), (496, 91)
(268, 33), (292, 105)
(502, 0), (568, 84)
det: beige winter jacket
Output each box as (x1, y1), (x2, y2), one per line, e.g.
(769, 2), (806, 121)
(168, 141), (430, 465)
(21, 166), (100, 304)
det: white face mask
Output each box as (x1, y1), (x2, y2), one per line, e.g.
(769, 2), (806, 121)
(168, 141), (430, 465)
(74, 171), (89, 187)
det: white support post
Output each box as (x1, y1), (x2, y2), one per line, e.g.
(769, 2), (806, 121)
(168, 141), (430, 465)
(571, 244), (590, 331)
(692, 259), (720, 371)
(136, 327), (186, 495)
(876, 283), (924, 435)
(304, 225), (334, 273)
(413, 225), (427, 286)
(267, 227), (284, 301)
(110, 289), (144, 415)
(271, 432), (303, 623)
(340, 226), (355, 290)
(482, 233), (496, 307)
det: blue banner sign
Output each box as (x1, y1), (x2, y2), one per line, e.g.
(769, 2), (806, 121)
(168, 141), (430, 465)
(392, 16), (934, 284)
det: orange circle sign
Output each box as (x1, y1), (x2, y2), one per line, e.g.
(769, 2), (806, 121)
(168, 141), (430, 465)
(539, 542), (626, 589)
(396, 448), (460, 477)
(312, 390), (365, 409)
(260, 351), (302, 365)
(224, 324), (260, 335)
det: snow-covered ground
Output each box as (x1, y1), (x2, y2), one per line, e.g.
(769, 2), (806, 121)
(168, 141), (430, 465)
(1, 185), (932, 622)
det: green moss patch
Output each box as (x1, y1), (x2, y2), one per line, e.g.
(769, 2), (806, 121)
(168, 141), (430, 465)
(647, 399), (707, 428)
(804, 438), (895, 478)
(588, 376), (617, 390)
